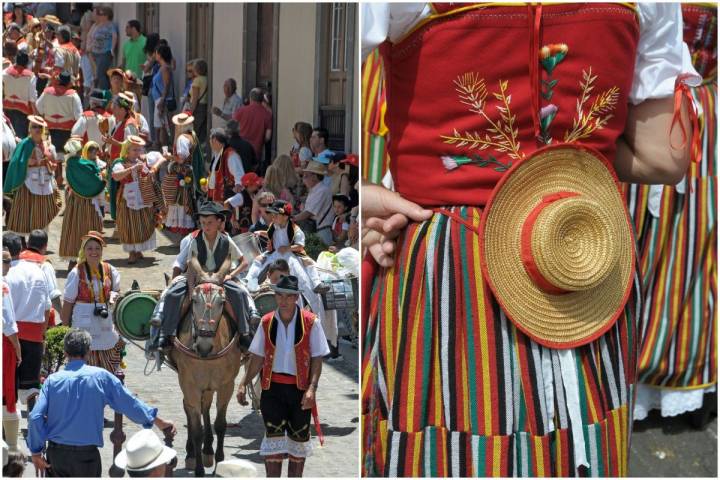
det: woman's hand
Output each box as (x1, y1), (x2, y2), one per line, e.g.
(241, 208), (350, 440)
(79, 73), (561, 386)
(362, 183), (433, 267)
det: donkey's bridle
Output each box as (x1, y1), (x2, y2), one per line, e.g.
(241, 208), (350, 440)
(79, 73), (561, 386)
(191, 283), (224, 339)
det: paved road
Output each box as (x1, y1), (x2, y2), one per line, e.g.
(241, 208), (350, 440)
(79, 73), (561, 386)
(13, 214), (717, 477)
(17, 214), (359, 477)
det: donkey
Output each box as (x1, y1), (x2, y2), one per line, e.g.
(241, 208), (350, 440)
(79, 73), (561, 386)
(168, 252), (245, 477)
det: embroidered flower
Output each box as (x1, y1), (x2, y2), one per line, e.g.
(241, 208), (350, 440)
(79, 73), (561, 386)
(540, 43), (569, 75)
(540, 104), (558, 130)
(441, 156), (460, 171)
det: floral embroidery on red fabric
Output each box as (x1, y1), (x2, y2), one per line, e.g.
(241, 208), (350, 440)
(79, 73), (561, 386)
(440, 73), (523, 160)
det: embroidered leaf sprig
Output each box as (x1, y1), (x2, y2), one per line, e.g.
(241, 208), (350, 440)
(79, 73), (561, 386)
(441, 75), (523, 160)
(441, 154), (512, 172)
(564, 67), (619, 143)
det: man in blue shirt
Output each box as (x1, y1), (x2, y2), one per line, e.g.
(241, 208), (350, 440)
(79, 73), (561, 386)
(28, 329), (176, 477)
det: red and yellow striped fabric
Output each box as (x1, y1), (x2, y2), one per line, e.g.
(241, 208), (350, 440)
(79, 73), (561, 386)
(626, 4), (717, 392)
(362, 207), (640, 477)
(361, 48), (390, 184)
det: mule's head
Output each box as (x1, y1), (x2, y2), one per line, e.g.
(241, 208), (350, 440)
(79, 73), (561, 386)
(187, 251), (233, 358)
(190, 281), (226, 357)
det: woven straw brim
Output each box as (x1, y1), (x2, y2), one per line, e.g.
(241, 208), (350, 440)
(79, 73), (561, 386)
(481, 146), (634, 348)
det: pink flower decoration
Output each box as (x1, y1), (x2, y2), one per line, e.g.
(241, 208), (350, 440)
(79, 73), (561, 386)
(441, 156), (459, 171)
(540, 104), (558, 120)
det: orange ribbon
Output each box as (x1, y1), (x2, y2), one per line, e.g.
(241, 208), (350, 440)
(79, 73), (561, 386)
(670, 73), (701, 164)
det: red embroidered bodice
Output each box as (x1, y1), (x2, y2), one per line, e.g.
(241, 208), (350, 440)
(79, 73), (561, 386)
(383, 3), (640, 207)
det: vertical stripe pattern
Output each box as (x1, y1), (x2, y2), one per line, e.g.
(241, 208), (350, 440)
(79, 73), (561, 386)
(627, 82), (717, 391)
(6, 185), (61, 234)
(59, 192), (105, 259)
(361, 206), (639, 477)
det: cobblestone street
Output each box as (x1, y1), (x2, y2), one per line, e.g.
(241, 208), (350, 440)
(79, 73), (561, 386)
(17, 214), (359, 477)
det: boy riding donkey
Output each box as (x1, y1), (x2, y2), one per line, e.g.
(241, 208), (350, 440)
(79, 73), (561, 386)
(149, 201), (257, 351)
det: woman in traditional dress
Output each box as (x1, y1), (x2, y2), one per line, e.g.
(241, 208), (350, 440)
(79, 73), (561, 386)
(59, 137), (106, 271)
(628, 3), (718, 426)
(153, 112), (204, 235)
(3, 115), (60, 234)
(102, 92), (139, 184)
(360, 4), (699, 477)
(60, 231), (124, 374)
(109, 135), (164, 264)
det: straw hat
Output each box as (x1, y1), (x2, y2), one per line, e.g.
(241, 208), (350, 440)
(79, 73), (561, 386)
(27, 115), (47, 128)
(479, 144), (635, 349)
(40, 15), (62, 26)
(126, 135), (146, 147)
(172, 112), (194, 126)
(117, 91), (135, 107)
(107, 68), (126, 80)
(81, 231), (106, 247)
(302, 160), (328, 176)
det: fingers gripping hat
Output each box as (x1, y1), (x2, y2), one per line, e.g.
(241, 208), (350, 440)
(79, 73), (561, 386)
(479, 144), (635, 349)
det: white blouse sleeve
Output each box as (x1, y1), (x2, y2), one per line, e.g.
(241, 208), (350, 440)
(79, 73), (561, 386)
(630, 3), (702, 104)
(64, 268), (80, 303)
(110, 265), (121, 292)
(361, 3), (431, 58)
(175, 135), (191, 161)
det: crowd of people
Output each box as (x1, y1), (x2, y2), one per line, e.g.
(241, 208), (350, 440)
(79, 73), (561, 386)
(2, 3), (360, 477)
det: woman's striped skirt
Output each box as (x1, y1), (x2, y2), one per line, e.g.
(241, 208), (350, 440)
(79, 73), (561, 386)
(361, 206), (641, 477)
(116, 194), (156, 253)
(623, 83), (717, 418)
(6, 185), (61, 234)
(87, 338), (126, 375)
(59, 191), (105, 260)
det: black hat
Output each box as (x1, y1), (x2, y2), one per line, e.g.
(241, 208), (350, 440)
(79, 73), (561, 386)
(193, 201), (230, 220)
(271, 275), (300, 294)
(57, 71), (72, 87)
(266, 200), (292, 216)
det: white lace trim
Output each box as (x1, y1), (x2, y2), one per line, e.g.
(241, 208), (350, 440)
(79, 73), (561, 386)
(164, 204), (195, 229)
(259, 435), (313, 458)
(122, 234), (156, 252)
(633, 383), (717, 421)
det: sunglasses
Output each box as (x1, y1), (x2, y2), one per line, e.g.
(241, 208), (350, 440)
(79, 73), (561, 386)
(30, 125), (43, 130)
(260, 203), (272, 208)
(2, 259), (11, 265)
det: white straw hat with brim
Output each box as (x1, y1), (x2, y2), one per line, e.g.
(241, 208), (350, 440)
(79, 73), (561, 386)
(126, 135), (146, 147)
(114, 429), (176, 472)
(172, 112), (194, 126)
(479, 144), (635, 349)
(302, 160), (328, 176)
(216, 459), (258, 477)
(27, 115), (47, 128)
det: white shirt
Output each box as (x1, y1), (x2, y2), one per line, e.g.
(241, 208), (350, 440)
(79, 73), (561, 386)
(304, 181), (335, 230)
(2, 282), (18, 336)
(248, 308), (331, 375)
(272, 223), (306, 248)
(2, 116), (17, 161)
(2, 66), (38, 104)
(361, 3), (701, 103)
(172, 233), (195, 271)
(40, 261), (62, 301)
(63, 264), (121, 303)
(24, 144), (57, 196)
(175, 134), (192, 161)
(71, 112), (116, 146)
(175, 233), (242, 272)
(208, 149), (245, 189)
(36, 90), (83, 123)
(5, 260), (51, 323)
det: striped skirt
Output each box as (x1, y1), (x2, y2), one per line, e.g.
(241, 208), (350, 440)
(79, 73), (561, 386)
(624, 83), (717, 395)
(6, 185), (61, 234)
(361, 206), (640, 477)
(115, 193), (156, 252)
(59, 191), (104, 260)
(87, 338), (126, 375)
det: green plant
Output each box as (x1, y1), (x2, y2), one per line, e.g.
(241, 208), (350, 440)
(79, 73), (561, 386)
(305, 232), (328, 261)
(42, 325), (70, 376)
